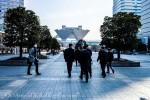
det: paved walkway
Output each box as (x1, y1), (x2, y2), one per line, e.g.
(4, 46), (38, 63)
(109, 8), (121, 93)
(0, 53), (150, 100)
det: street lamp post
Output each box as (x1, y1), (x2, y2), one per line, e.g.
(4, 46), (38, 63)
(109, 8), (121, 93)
(147, 43), (149, 52)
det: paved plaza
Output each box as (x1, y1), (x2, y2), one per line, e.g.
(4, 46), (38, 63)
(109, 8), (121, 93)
(0, 53), (150, 100)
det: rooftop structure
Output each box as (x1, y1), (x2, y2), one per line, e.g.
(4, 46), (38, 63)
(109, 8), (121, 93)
(55, 25), (90, 41)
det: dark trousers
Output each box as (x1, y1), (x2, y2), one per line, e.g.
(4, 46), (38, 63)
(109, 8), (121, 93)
(89, 62), (92, 76)
(107, 62), (113, 72)
(101, 63), (106, 77)
(67, 62), (73, 76)
(27, 60), (39, 74)
(75, 59), (78, 66)
(80, 62), (90, 82)
(80, 64), (84, 78)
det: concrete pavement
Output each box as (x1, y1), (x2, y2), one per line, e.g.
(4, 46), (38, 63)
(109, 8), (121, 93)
(0, 53), (150, 100)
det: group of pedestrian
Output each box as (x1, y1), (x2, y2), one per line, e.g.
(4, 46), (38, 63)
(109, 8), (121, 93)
(64, 43), (115, 82)
(26, 42), (114, 81)
(64, 43), (92, 82)
(78, 45), (92, 82)
(97, 47), (114, 78)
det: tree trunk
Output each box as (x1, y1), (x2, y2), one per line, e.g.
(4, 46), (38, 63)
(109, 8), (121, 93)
(19, 45), (23, 58)
(27, 47), (29, 53)
(50, 48), (52, 54)
(20, 31), (23, 58)
(117, 49), (120, 60)
(2, 49), (4, 54)
(11, 48), (13, 54)
(38, 48), (41, 55)
(117, 37), (121, 60)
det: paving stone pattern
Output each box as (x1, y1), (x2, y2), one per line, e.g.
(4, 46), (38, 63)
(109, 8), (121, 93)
(0, 53), (150, 100)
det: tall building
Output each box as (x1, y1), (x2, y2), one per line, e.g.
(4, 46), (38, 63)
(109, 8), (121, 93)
(141, 0), (150, 43)
(113, 0), (141, 15)
(0, 0), (24, 52)
(113, 0), (142, 38)
(0, 0), (24, 31)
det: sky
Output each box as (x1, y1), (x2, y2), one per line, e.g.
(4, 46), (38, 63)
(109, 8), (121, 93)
(24, 0), (113, 41)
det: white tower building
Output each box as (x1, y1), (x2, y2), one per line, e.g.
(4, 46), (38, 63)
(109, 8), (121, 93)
(55, 25), (89, 41)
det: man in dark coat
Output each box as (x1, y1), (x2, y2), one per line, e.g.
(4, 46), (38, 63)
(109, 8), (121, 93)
(106, 48), (114, 73)
(64, 43), (75, 77)
(79, 45), (91, 82)
(97, 47), (107, 78)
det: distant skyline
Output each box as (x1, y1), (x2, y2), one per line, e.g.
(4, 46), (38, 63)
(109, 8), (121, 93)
(24, 0), (113, 40)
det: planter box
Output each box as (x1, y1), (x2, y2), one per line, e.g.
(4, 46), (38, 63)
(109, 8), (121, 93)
(112, 61), (140, 67)
(0, 60), (28, 66)
(37, 55), (48, 59)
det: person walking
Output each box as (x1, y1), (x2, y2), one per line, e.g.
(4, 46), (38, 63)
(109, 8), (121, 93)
(64, 43), (75, 78)
(97, 47), (107, 78)
(27, 43), (41, 75)
(106, 48), (114, 74)
(74, 48), (81, 66)
(79, 45), (91, 82)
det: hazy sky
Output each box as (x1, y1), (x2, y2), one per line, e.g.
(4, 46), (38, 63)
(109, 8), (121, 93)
(24, 0), (113, 40)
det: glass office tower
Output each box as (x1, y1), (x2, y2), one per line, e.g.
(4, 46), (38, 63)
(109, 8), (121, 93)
(0, 0), (24, 31)
(113, 0), (142, 38)
(113, 0), (141, 16)
(141, 0), (150, 39)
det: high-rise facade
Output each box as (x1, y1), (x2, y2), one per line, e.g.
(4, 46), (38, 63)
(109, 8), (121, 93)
(141, 0), (150, 40)
(0, 0), (24, 31)
(113, 0), (141, 15)
(113, 0), (142, 38)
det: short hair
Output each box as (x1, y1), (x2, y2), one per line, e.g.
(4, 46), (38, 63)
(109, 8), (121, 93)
(83, 45), (87, 49)
(108, 48), (111, 50)
(101, 47), (105, 49)
(69, 43), (73, 47)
